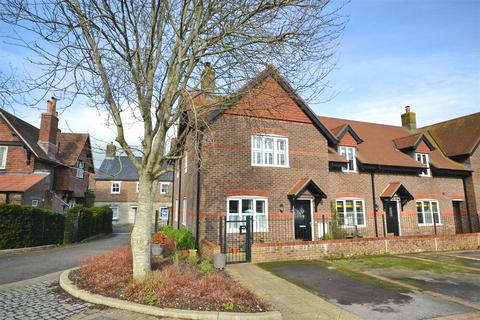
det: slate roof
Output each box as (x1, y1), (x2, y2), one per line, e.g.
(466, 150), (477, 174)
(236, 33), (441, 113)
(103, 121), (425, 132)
(422, 112), (480, 157)
(96, 156), (173, 181)
(0, 108), (91, 167)
(318, 116), (468, 172)
(0, 174), (48, 192)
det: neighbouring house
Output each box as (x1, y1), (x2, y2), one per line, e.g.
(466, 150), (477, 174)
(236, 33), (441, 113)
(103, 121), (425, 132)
(93, 143), (174, 224)
(172, 65), (479, 255)
(0, 98), (94, 212)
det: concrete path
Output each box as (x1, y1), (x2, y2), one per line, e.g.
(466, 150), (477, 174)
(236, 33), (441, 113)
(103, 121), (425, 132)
(0, 233), (130, 285)
(227, 263), (360, 320)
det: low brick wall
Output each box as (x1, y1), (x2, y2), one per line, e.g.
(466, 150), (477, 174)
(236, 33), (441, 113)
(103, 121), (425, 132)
(251, 233), (480, 263)
(199, 239), (221, 261)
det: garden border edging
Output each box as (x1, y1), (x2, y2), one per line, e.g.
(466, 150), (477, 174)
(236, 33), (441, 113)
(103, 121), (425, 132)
(59, 268), (281, 320)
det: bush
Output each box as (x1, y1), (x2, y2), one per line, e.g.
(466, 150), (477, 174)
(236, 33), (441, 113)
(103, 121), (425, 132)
(0, 203), (64, 249)
(64, 205), (112, 244)
(161, 226), (195, 250)
(199, 260), (214, 275)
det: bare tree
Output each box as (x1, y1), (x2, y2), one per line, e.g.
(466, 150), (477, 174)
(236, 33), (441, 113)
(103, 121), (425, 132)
(0, 0), (347, 279)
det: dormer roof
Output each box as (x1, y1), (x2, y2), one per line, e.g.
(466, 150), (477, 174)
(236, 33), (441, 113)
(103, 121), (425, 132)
(393, 133), (434, 151)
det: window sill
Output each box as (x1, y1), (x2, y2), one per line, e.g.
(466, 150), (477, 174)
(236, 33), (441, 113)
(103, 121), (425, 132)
(251, 164), (289, 168)
(418, 223), (442, 227)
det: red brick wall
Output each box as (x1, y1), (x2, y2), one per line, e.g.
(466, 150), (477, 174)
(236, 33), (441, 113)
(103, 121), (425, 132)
(0, 120), (35, 173)
(55, 144), (91, 198)
(95, 179), (172, 203)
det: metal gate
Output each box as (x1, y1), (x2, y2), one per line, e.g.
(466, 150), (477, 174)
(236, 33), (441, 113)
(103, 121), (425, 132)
(221, 216), (252, 264)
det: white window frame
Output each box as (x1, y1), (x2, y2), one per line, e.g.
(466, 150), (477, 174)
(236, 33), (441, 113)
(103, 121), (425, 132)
(251, 135), (289, 167)
(0, 146), (8, 169)
(338, 146), (357, 172)
(182, 198), (187, 225)
(415, 153), (431, 177)
(136, 182), (139, 193)
(160, 182), (170, 195)
(174, 199), (179, 222)
(31, 200), (39, 207)
(111, 206), (119, 221)
(335, 198), (366, 227)
(75, 160), (85, 179)
(416, 199), (441, 226)
(226, 196), (269, 233)
(111, 181), (121, 194)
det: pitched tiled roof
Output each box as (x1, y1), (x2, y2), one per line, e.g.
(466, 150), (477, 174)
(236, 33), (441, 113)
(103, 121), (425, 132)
(393, 133), (434, 151)
(96, 156), (173, 181)
(0, 174), (48, 192)
(287, 176), (326, 199)
(422, 112), (480, 157)
(328, 147), (348, 163)
(318, 116), (468, 172)
(379, 181), (413, 200)
(0, 108), (91, 167)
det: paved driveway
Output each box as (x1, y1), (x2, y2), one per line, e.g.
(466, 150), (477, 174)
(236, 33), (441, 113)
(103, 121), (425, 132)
(261, 259), (476, 320)
(0, 233), (130, 285)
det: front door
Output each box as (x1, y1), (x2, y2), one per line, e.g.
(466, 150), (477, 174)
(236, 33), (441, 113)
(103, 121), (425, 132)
(453, 201), (463, 234)
(294, 200), (312, 240)
(385, 201), (400, 236)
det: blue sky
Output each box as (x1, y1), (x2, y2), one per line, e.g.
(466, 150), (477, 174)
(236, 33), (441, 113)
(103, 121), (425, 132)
(0, 0), (478, 162)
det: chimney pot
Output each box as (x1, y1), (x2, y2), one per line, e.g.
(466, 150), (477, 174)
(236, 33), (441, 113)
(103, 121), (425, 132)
(405, 106), (410, 113)
(401, 105), (416, 131)
(38, 96), (59, 158)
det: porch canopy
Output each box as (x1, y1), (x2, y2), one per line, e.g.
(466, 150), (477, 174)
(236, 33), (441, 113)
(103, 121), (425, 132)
(379, 181), (414, 208)
(287, 177), (327, 208)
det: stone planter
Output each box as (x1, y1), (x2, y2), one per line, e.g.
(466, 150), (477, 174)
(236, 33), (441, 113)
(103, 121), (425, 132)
(213, 253), (226, 269)
(151, 244), (164, 256)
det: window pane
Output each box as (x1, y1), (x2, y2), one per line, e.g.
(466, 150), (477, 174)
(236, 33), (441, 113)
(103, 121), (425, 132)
(277, 153), (286, 166)
(345, 200), (354, 226)
(424, 201), (433, 224)
(264, 138), (273, 150)
(253, 151), (262, 164)
(277, 139), (285, 151)
(242, 199), (253, 214)
(355, 201), (364, 225)
(265, 152), (273, 165)
(229, 200), (239, 214)
(432, 201), (440, 223)
(253, 136), (262, 149)
(416, 202), (423, 224)
(256, 200), (265, 214)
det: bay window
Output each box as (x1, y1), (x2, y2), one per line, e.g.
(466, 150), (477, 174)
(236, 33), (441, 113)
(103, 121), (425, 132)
(227, 197), (268, 232)
(416, 200), (440, 225)
(252, 135), (288, 167)
(336, 199), (365, 226)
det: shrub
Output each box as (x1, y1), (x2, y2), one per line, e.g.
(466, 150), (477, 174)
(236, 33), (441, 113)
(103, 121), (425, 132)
(64, 205), (112, 244)
(160, 226), (195, 250)
(199, 260), (214, 275)
(77, 246), (132, 296)
(0, 203), (64, 249)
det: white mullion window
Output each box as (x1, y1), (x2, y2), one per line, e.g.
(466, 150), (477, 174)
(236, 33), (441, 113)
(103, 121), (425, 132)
(335, 199), (366, 227)
(76, 160), (85, 179)
(415, 153), (431, 177)
(111, 182), (121, 194)
(338, 146), (357, 172)
(0, 146), (8, 169)
(227, 196), (269, 233)
(417, 200), (441, 225)
(251, 135), (288, 167)
(174, 199), (179, 222)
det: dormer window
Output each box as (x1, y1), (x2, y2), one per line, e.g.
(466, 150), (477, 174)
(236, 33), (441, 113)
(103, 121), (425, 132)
(76, 160), (85, 179)
(338, 146), (356, 172)
(415, 153), (430, 177)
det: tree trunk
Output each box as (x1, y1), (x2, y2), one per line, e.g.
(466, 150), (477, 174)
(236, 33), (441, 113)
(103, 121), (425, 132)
(131, 172), (156, 280)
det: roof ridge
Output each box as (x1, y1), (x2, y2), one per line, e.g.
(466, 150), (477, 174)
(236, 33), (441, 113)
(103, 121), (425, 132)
(421, 112), (480, 129)
(317, 115), (407, 130)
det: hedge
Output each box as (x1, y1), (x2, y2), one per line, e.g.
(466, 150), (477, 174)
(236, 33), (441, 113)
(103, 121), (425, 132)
(0, 203), (65, 249)
(64, 205), (113, 244)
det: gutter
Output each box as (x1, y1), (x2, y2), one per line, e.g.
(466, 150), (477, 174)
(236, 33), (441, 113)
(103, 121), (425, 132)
(370, 171), (379, 237)
(177, 158), (182, 229)
(194, 131), (204, 249)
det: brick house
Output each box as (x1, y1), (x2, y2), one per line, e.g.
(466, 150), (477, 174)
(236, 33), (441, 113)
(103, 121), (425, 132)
(93, 143), (173, 224)
(172, 65), (478, 251)
(0, 99), (94, 211)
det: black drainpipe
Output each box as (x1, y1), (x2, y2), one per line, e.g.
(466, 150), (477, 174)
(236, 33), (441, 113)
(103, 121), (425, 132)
(194, 132), (203, 249)
(371, 171), (379, 237)
(177, 158), (182, 229)
(462, 177), (473, 233)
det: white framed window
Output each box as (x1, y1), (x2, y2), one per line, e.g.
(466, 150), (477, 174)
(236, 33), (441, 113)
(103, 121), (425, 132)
(111, 206), (119, 220)
(415, 153), (430, 177)
(31, 200), (39, 207)
(251, 135), (289, 167)
(0, 146), (8, 169)
(160, 182), (170, 195)
(184, 156), (188, 173)
(136, 182), (139, 193)
(338, 146), (356, 172)
(75, 160), (85, 179)
(227, 196), (268, 233)
(335, 199), (365, 227)
(416, 200), (441, 225)
(111, 182), (121, 194)
(182, 198), (187, 225)
(174, 199), (179, 221)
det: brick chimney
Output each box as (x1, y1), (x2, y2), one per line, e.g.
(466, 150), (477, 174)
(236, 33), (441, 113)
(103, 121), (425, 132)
(38, 97), (59, 159)
(105, 142), (116, 158)
(401, 106), (416, 131)
(200, 62), (215, 96)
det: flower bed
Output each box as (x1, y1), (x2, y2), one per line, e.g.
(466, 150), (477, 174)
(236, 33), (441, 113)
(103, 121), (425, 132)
(69, 246), (268, 313)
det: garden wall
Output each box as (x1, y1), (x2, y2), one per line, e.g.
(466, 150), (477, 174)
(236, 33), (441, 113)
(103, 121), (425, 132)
(251, 233), (480, 263)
